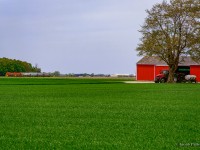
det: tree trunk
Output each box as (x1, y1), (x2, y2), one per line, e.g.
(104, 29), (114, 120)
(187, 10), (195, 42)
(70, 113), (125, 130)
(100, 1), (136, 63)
(167, 66), (176, 83)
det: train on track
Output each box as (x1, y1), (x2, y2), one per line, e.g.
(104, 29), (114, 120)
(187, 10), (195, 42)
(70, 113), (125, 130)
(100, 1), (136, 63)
(5, 72), (51, 77)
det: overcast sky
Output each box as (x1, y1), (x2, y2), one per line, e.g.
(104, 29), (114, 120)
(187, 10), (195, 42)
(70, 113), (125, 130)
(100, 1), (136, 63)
(0, 0), (165, 74)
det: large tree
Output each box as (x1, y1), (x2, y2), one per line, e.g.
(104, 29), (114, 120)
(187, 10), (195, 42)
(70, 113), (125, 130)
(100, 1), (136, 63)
(136, 0), (200, 82)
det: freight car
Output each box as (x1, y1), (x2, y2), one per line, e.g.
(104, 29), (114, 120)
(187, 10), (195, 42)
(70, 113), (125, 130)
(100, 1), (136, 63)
(6, 72), (22, 77)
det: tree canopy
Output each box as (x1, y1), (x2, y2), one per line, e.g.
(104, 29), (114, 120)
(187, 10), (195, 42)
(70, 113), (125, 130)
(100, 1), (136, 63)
(0, 57), (41, 76)
(136, 0), (200, 82)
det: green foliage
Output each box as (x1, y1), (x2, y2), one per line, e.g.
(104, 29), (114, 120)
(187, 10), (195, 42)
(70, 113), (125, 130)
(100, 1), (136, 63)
(136, 0), (200, 82)
(52, 71), (60, 77)
(0, 57), (41, 76)
(0, 78), (200, 149)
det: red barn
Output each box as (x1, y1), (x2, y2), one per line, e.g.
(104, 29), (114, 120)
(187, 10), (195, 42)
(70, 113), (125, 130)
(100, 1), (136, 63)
(136, 56), (200, 82)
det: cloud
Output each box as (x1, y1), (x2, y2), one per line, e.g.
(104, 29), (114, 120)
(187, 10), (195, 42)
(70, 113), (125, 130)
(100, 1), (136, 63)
(0, 0), (165, 74)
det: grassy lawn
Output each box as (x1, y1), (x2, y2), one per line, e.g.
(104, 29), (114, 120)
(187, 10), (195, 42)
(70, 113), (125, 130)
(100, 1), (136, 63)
(0, 78), (200, 149)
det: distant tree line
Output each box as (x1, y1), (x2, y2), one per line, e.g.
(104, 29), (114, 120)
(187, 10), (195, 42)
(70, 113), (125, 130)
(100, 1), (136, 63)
(0, 57), (41, 76)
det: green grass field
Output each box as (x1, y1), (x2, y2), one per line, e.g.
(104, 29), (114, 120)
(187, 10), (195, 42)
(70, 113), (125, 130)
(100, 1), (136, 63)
(0, 78), (200, 149)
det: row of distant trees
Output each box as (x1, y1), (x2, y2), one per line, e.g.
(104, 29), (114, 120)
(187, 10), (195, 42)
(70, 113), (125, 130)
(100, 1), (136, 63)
(0, 57), (41, 76)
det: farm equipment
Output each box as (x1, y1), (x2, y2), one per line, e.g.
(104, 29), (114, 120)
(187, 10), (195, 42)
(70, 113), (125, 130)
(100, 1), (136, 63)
(154, 70), (197, 83)
(154, 70), (169, 83)
(184, 75), (197, 83)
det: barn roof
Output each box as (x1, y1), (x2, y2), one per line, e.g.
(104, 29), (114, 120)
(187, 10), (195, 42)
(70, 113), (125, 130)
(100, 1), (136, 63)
(137, 56), (200, 66)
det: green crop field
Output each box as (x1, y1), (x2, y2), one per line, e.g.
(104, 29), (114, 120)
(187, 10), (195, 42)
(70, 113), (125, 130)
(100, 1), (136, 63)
(0, 78), (200, 149)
